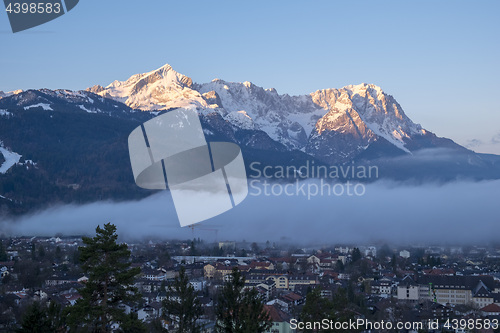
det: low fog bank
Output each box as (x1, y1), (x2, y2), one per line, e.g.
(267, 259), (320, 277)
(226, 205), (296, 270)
(1, 179), (499, 245)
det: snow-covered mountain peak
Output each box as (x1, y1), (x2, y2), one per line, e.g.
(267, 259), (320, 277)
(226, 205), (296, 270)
(0, 89), (23, 99)
(153, 63), (176, 74)
(343, 83), (384, 95)
(309, 83), (422, 155)
(88, 63), (206, 111)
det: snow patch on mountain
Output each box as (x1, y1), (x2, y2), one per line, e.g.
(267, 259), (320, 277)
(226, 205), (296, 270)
(0, 109), (12, 117)
(0, 194), (12, 202)
(78, 105), (98, 113)
(224, 111), (255, 130)
(23, 103), (53, 111)
(54, 89), (86, 98)
(0, 143), (22, 174)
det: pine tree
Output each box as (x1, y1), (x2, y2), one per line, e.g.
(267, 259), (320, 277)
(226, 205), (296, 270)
(17, 301), (64, 333)
(46, 301), (65, 332)
(300, 288), (335, 332)
(65, 223), (144, 332)
(215, 268), (271, 333)
(391, 254), (397, 273)
(72, 249), (80, 265)
(336, 259), (345, 272)
(118, 313), (148, 333)
(331, 287), (360, 331)
(190, 241), (197, 256)
(146, 318), (168, 333)
(55, 246), (62, 261)
(31, 242), (36, 261)
(301, 287), (361, 333)
(162, 266), (203, 332)
(17, 301), (51, 333)
(351, 248), (362, 263)
(38, 245), (45, 259)
(0, 240), (7, 261)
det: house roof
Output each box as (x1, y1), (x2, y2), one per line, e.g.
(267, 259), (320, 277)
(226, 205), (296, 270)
(64, 293), (81, 302)
(268, 257), (293, 264)
(249, 261), (273, 268)
(423, 268), (455, 275)
(418, 275), (495, 291)
(400, 275), (417, 286)
(149, 301), (163, 310)
(264, 304), (291, 323)
(481, 303), (500, 312)
(473, 282), (492, 298)
(282, 292), (302, 302)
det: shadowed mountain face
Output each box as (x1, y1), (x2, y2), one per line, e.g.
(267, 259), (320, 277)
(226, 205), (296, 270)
(0, 64), (499, 215)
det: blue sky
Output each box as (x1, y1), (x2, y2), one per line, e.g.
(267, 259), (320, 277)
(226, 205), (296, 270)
(1, 0), (499, 154)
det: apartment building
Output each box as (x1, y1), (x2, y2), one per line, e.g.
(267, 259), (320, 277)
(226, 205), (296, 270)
(398, 275), (498, 307)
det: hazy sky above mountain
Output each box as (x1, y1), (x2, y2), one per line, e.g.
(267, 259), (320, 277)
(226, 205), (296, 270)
(1, 1), (499, 154)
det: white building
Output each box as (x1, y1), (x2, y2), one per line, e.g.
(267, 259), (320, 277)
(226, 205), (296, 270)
(397, 276), (420, 301)
(189, 279), (207, 292)
(364, 246), (377, 257)
(399, 250), (410, 259)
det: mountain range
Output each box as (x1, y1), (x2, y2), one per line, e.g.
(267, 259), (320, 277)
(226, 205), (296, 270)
(1, 64), (499, 214)
(87, 64), (482, 165)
